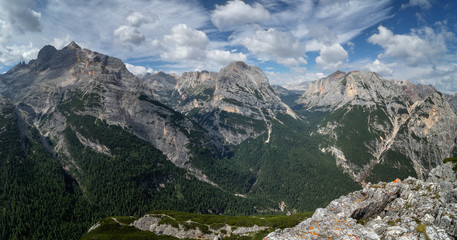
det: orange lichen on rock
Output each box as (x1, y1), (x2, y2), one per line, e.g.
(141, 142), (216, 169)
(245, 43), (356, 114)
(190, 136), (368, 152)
(393, 178), (401, 183)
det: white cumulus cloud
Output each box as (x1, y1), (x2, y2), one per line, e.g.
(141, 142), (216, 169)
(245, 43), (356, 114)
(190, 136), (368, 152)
(211, 0), (270, 30)
(315, 43), (348, 70)
(153, 23), (209, 62)
(127, 12), (150, 27)
(114, 25), (146, 46)
(0, 42), (39, 65)
(207, 50), (247, 65)
(366, 59), (393, 76)
(125, 63), (154, 76)
(241, 28), (306, 67)
(152, 24), (248, 70)
(368, 25), (451, 66)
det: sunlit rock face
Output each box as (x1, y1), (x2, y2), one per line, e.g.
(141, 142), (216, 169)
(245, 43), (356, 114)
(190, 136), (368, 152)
(266, 163), (457, 240)
(298, 71), (457, 183)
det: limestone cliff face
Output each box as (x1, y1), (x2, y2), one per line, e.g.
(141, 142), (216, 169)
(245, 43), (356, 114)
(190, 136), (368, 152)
(141, 71), (179, 105)
(144, 61), (297, 146)
(299, 71), (410, 112)
(266, 163), (457, 240)
(298, 71), (457, 183)
(0, 42), (204, 175)
(396, 79), (437, 103)
(180, 62), (297, 145)
(447, 93), (457, 115)
(0, 94), (12, 113)
(395, 93), (457, 178)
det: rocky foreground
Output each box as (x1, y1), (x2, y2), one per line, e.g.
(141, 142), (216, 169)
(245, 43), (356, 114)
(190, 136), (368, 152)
(266, 162), (457, 240)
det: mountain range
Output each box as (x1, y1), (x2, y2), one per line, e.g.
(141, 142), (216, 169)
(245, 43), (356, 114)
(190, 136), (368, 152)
(0, 42), (456, 239)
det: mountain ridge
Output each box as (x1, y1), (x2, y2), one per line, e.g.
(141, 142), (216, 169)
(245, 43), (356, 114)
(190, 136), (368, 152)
(293, 70), (457, 184)
(1, 42), (457, 239)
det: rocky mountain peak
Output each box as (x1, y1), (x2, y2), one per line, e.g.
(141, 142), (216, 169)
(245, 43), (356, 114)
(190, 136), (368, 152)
(36, 45), (58, 62)
(226, 60), (249, 70)
(397, 79), (437, 103)
(0, 42), (142, 117)
(447, 93), (457, 115)
(142, 71), (179, 104)
(166, 61), (298, 145)
(298, 70), (408, 111)
(65, 41), (81, 50)
(219, 61), (269, 87)
(178, 70), (217, 91)
(328, 70), (346, 79)
(143, 71), (177, 86)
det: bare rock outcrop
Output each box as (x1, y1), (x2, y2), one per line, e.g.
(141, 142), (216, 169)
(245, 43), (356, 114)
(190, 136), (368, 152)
(266, 163), (457, 240)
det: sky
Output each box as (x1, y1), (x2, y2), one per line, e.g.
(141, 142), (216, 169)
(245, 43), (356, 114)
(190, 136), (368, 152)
(0, 0), (456, 93)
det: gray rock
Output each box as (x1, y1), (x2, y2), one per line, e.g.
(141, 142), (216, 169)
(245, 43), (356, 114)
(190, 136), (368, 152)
(300, 70), (457, 183)
(132, 214), (268, 240)
(447, 93), (457, 115)
(397, 79), (437, 103)
(266, 168), (457, 239)
(0, 42), (214, 184)
(170, 61), (298, 146)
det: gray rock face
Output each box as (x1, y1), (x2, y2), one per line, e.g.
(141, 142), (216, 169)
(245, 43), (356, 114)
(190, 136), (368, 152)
(0, 94), (14, 121)
(0, 94), (11, 109)
(397, 80), (437, 103)
(395, 92), (457, 178)
(141, 71), (179, 105)
(131, 213), (268, 239)
(158, 61), (297, 146)
(298, 71), (410, 112)
(0, 42), (207, 177)
(271, 85), (304, 100)
(266, 163), (457, 240)
(447, 93), (457, 115)
(300, 71), (457, 183)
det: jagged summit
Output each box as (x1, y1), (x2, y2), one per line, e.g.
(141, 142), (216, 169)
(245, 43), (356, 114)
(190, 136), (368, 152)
(327, 70), (346, 79)
(35, 42), (82, 70)
(36, 45), (57, 61)
(219, 61), (270, 87)
(227, 60), (249, 68)
(1, 42), (137, 100)
(65, 41), (81, 50)
(298, 70), (409, 111)
(173, 60), (297, 145)
(397, 79), (438, 102)
(0, 41), (209, 173)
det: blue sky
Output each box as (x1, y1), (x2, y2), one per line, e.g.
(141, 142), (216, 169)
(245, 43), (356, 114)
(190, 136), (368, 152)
(0, 0), (456, 92)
